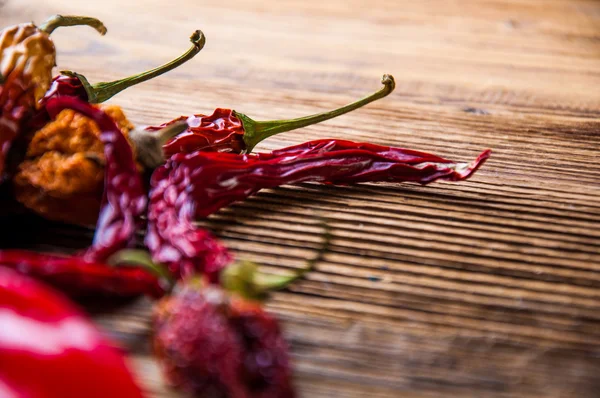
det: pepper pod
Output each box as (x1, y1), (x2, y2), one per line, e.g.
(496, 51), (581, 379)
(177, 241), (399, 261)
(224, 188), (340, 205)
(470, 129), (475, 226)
(12, 33), (201, 227)
(149, 227), (330, 398)
(0, 15), (106, 178)
(0, 266), (145, 397)
(133, 74), (396, 168)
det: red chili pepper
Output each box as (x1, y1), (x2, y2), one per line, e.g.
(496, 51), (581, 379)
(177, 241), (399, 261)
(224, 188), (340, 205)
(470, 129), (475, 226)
(153, 282), (295, 398)
(145, 159), (232, 281)
(133, 75), (395, 168)
(157, 139), (491, 219)
(151, 237), (329, 397)
(0, 266), (145, 397)
(0, 250), (164, 298)
(46, 97), (146, 262)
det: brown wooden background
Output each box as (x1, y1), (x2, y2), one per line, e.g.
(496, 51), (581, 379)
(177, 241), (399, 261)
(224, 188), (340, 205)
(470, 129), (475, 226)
(2, 0), (600, 397)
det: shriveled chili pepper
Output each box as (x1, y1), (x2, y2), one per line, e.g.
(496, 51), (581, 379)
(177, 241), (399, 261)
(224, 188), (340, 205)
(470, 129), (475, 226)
(153, 281), (295, 398)
(45, 97), (146, 262)
(144, 157), (232, 281)
(155, 139), (491, 219)
(0, 249), (165, 298)
(13, 104), (136, 225)
(12, 27), (204, 226)
(134, 75), (395, 168)
(151, 229), (330, 397)
(0, 15), (106, 178)
(0, 266), (145, 397)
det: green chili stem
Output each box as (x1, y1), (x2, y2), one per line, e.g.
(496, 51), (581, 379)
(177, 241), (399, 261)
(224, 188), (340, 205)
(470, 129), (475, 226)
(221, 221), (331, 300)
(237, 74), (395, 153)
(61, 30), (206, 104)
(39, 15), (107, 35)
(108, 249), (175, 290)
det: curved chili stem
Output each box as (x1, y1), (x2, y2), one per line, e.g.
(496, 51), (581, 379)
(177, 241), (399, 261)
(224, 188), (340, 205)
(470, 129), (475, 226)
(237, 74), (395, 153)
(221, 221), (331, 300)
(39, 15), (107, 35)
(108, 249), (175, 290)
(60, 30), (206, 104)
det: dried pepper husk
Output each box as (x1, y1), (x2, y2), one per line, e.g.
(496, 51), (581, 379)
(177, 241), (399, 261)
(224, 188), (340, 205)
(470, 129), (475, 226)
(13, 105), (135, 225)
(11, 30), (205, 225)
(0, 15), (106, 179)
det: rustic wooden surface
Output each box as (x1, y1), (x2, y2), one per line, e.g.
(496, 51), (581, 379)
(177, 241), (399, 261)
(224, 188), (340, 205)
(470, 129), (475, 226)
(2, 0), (600, 397)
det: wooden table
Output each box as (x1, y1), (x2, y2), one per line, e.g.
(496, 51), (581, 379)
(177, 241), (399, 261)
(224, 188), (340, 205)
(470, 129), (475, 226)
(2, 0), (599, 396)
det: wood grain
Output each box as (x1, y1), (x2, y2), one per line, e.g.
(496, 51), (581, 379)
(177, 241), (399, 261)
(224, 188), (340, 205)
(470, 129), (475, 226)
(1, 0), (600, 397)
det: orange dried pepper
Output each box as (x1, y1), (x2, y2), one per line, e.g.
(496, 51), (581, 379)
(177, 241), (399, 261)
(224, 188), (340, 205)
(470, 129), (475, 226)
(13, 105), (134, 225)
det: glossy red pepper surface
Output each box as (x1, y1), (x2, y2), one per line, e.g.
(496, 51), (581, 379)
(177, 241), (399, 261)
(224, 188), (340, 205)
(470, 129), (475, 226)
(150, 108), (246, 157)
(146, 75), (396, 158)
(0, 266), (144, 397)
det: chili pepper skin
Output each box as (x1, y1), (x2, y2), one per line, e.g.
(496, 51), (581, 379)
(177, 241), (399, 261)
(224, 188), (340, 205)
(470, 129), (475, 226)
(0, 266), (145, 397)
(46, 97), (146, 262)
(135, 75), (395, 168)
(0, 16), (106, 179)
(0, 250), (164, 298)
(153, 283), (294, 398)
(157, 139), (491, 219)
(145, 157), (232, 281)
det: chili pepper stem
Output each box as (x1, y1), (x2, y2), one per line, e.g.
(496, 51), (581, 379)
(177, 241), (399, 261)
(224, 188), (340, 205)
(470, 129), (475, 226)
(221, 222), (331, 300)
(130, 121), (189, 169)
(39, 15), (107, 35)
(60, 30), (206, 104)
(237, 74), (395, 153)
(108, 249), (175, 291)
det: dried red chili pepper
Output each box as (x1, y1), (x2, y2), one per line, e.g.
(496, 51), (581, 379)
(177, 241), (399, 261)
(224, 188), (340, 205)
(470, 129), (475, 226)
(0, 249), (166, 298)
(153, 282), (295, 398)
(134, 75), (395, 168)
(156, 139), (491, 219)
(144, 157), (232, 281)
(45, 97), (146, 262)
(0, 266), (145, 397)
(151, 232), (329, 397)
(0, 15), (106, 178)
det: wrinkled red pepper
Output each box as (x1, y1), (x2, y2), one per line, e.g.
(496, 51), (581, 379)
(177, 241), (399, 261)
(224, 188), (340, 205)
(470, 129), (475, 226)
(135, 75), (395, 167)
(153, 282), (295, 397)
(145, 160), (232, 281)
(158, 139), (492, 219)
(0, 266), (145, 397)
(0, 250), (164, 298)
(46, 97), (146, 262)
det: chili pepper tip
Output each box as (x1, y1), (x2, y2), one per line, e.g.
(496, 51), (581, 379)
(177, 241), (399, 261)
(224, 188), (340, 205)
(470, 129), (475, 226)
(190, 30), (206, 48)
(381, 74), (395, 92)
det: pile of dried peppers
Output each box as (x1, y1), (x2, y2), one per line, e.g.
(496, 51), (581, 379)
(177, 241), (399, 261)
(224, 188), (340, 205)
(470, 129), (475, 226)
(0, 14), (491, 398)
